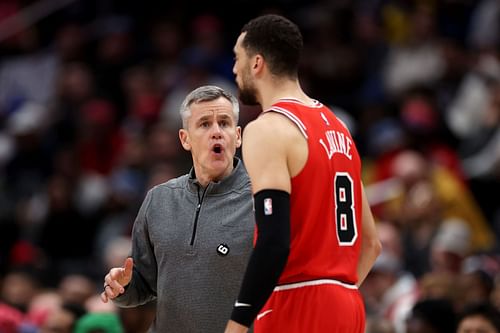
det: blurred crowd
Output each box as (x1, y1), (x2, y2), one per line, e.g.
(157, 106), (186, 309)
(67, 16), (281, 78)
(0, 0), (499, 332)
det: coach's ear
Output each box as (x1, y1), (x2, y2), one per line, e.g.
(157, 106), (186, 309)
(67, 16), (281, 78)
(235, 126), (242, 148)
(179, 129), (191, 151)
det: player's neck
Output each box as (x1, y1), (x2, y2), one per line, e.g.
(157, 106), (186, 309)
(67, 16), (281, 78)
(259, 79), (312, 110)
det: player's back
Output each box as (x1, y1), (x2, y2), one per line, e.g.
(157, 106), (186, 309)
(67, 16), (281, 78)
(265, 98), (363, 286)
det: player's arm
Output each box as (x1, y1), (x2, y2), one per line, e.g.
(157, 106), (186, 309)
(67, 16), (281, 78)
(225, 114), (292, 332)
(356, 185), (382, 286)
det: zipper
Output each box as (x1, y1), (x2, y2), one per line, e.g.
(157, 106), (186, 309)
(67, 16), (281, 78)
(190, 184), (209, 245)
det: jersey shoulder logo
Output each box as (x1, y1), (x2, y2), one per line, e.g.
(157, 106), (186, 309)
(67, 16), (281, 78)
(320, 112), (330, 126)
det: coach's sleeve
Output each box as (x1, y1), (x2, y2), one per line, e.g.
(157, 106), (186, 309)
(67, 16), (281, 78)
(113, 189), (157, 307)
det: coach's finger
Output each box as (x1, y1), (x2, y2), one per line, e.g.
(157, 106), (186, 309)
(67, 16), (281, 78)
(123, 257), (133, 282)
(100, 290), (109, 303)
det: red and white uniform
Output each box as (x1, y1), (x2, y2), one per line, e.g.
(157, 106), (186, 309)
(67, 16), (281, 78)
(255, 98), (365, 333)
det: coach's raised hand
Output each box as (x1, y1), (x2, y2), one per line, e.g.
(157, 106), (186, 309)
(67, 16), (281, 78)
(100, 257), (133, 303)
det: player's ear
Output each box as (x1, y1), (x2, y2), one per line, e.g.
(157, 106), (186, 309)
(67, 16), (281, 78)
(179, 129), (191, 151)
(253, 55), (264, 73)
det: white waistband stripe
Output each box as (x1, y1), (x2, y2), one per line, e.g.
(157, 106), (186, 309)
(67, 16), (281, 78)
(274, 279), (358, 291)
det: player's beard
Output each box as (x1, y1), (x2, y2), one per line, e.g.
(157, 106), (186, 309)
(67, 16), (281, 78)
(237, 68), (259, 106)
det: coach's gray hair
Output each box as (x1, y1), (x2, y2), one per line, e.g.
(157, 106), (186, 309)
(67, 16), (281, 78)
(179, 85), (240, 129)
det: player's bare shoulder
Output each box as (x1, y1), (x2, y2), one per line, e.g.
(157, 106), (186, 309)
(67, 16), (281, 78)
(258, 111), (304, 140)
(252, 111), (307, 177)
(243, 112), (287, 144)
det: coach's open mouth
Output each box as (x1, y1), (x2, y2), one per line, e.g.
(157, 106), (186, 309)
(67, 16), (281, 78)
(212, 143), (223, 154)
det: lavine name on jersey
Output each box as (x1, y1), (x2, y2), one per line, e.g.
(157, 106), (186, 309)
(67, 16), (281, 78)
(319, 130), (353, 160)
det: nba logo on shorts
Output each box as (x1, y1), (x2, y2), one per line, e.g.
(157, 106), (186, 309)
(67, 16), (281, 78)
(264, 198), (273, 215)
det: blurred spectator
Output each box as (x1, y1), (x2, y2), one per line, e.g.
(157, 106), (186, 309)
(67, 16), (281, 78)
(187, 14), (235, 81)
(458, 80), (500, 232)
(52, 21), (88, 63)
(298, 3), (363, 109)
(48, 62), (96, 149)
(98, 237), (132, 279)
(84, 294), (118, 314)
(382, 3), (445, 97)
(90, 15), (137, 118)
(159, 18), (237, 131)
(4, 101), (52, 203)
(39, 302), (87, 333)
(143, 121), (186, 170)
(0, 40), (58, 117)
(36, 174), (100, 284)
(398, 86), (464, 183)
(444, 45), (500, 140)
(90, 131), (149, 262)
(121, 65), (163, 131)
(418, 271), (457, 303)
(405, 298), (457, 333)
(0, 215), (19, 276)
(490, 275), (500, 312)
(361, 221), (418, 333)
(73, 312), (124, 333)
(379, 149), (494, 270)
(457, 302), (500, 333)
(23, 290), (61, 328)
(57, 274), (96, 307)
(145, 162), (180, 190)
(352, 7), (389, 107)
(429, 218), (471, 275)
(0, 302), (24, 333)
(456, 269), (495, 313)
(466, 0), (500, 52)
(459, 79), (500, 179)
(365, 317), (396, 333)
(147, 18), (185, 94)
(0, 267), (39, 313)
(77, 98), (126, 176)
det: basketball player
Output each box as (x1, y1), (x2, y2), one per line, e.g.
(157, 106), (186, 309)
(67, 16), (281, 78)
(224, 14), (382, 333)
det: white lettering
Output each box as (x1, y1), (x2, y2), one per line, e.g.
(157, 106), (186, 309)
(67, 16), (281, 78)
(319, 130), (353, 160)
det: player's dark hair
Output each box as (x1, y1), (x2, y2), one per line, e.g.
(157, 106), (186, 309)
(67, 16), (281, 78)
(241, 14), (303, 79)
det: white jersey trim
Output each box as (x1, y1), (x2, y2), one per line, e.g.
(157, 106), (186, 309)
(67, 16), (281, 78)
(277, 97), (323, 108)
(266, 106), (308, 139)
(274, 278), (358, 292)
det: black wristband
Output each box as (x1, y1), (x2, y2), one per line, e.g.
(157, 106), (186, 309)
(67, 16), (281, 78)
(230, 189), (290, 327)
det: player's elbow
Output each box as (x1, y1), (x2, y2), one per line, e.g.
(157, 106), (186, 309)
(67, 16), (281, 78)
(362, 224), (382, 259)
(255, 235), (290, 269)
(369, 236), (382, 259)
(270, 241), (290, 268)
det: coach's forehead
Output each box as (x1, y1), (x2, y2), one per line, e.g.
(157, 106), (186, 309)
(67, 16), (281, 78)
(190, 98), (234, 119)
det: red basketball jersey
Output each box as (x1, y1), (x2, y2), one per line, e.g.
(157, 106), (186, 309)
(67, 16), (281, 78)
(265, 98), (363, 285)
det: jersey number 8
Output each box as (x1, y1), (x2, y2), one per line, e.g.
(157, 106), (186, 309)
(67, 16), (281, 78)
(334, 173), (357, 245)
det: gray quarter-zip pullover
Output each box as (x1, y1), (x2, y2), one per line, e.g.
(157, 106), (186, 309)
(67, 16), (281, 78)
(113, 158), (254, 332)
